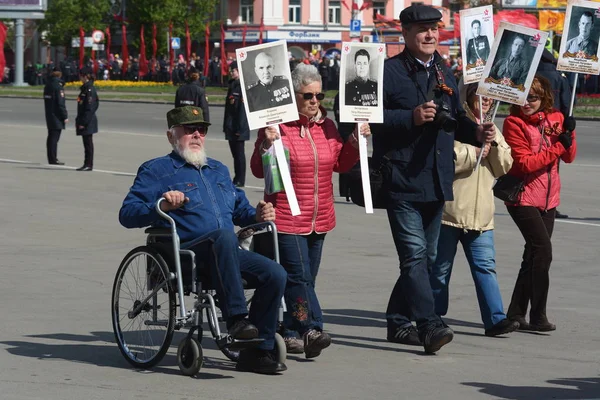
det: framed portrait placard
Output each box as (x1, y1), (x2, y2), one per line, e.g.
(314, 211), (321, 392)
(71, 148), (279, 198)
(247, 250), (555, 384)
(338, 42), (385, 124)
(557, 0), (600, 75)
(236, 40), (299, 131)
(477, 22), (548, 105)
(460, 5), (494, 84)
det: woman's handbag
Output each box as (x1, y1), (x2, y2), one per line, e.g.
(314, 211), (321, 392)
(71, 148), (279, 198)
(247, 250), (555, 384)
(348, 155), (390, 209)
(493, 174), (525, 203)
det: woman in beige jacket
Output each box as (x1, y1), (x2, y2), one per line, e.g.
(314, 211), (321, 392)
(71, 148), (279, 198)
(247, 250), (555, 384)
(429, 83), (518, 337)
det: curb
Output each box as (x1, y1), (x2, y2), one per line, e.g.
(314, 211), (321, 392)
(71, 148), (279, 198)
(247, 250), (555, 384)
(1, 94), (599, 120)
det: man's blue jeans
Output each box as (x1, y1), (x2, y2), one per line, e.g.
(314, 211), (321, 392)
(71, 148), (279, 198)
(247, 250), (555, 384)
(430, 225), (506, 330)
(184, 229), (287, 350)
(386, 200), (444, 333)
(277, 232), (326, 336)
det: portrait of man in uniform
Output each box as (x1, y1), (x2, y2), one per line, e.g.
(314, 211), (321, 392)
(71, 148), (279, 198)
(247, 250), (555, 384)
(489, 34), (531, 86)
(565, 10), (599, 57)
(466, 19), (491, 66)
(345, 49), (378, 107)
(245, 51), (293, 112)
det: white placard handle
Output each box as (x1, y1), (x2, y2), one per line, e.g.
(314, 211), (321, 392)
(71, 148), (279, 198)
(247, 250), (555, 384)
(357, 123), (373, 214)
(474, 99), (500, 172)
(272, 125), (301, 216)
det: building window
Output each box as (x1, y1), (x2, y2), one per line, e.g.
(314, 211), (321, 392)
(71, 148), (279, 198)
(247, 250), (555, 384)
(240, 0), (254, 23)
(289, 0), (301, 24)
(329, 1), (341, 24)
(373, 1), (386, 17)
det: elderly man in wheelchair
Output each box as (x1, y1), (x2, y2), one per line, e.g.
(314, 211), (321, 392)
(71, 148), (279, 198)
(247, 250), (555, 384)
(117, 106), (287, 375)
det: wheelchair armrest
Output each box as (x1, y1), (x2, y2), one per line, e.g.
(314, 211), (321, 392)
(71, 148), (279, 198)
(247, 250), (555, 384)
(237, 221), (277, 240)
(144, 227), (172, 236)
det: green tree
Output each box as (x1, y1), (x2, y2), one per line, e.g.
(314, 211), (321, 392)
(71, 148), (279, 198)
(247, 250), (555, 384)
(39, 0), (112, 48)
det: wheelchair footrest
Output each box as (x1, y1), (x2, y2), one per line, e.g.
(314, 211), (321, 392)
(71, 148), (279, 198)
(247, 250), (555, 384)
(217, 336), (264, 350)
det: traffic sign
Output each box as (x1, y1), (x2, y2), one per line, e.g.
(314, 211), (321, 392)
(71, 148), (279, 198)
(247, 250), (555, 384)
(92, 30), (104, 43)
(171, 37), (180, 50)
(349, 19), (361, 38)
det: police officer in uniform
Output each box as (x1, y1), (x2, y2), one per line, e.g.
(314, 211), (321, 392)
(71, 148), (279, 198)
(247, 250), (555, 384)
(465, 19), (490, 66)
(246, 52), (293, 112)
(223, 61), (250, 187)
(43, 67), (68, 165)
(345, 49), (378, 107)
(75, 68), (99, 171)
(174, 67), (210, 122)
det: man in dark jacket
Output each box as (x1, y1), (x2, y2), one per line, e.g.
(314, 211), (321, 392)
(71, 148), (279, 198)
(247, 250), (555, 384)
(223, 62), (250, 187)
(43, 67), (68, 165)
(374, 5), (495, 353)
(174, 67), (210, 123)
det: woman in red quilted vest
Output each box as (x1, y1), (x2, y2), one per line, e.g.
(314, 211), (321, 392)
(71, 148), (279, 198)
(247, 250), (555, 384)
(502, 75), (577, 332)
(250, 63), (370, 359)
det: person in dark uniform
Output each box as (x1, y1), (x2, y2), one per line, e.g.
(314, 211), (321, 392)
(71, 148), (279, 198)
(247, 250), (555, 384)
(43, 67), (68, 165)
(345, 49), (378, 106)
(375, 4), (496, 353)
(489, 35), (530, 87)
(465, 19), (491, 67)
(246, 52), (293, 112)
(75, 68), (99, 171)
(174, 67), (210, 123)
(223, 61), (250, 187)
(565, 11), (598, 57)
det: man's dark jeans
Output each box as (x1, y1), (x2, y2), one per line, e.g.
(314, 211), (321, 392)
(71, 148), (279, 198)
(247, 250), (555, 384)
(277, 232), (326, 336)
(386, 200), (445, 333)
(185, 229), (286, 350)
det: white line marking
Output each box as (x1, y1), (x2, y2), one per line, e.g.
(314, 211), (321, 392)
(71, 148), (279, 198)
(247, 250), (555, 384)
(552, 219), (600, 227)
(0, 157), (264, 190)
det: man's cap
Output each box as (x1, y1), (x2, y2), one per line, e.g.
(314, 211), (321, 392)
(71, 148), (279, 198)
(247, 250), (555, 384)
(167, 106), (211, 128)
(188, 66), (199, 75)
(52, 66), (61, 72)
(229, 61), (238, 71)
(400, 5), (442, 25)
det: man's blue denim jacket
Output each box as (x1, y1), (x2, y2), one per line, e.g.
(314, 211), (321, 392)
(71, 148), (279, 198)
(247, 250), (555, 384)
(119, 151), (256, 243)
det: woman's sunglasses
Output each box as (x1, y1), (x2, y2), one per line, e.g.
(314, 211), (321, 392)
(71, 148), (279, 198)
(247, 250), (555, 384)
(526, 95), (540, 103)
(297, 92), (325, 101)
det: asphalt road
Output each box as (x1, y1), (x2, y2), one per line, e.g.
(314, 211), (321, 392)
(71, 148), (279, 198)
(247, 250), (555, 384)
(0, 98), (599, 400)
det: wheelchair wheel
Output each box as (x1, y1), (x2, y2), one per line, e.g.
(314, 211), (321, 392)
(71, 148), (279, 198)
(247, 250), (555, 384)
(112, 246), (176, 369)
(177, 337), (203, 376)
(274, 333), (287, 364)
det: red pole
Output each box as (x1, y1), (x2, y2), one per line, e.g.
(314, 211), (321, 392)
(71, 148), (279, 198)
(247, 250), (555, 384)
(204, 23), (210, 77)
(79, 26), (85, 69)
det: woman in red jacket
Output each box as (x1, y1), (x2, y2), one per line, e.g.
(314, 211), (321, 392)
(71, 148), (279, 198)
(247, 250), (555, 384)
(251, 63), (370, 359)
(502, 75), (577, 332)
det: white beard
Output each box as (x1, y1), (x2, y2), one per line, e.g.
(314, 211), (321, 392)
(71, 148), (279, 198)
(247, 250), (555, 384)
(173, 140), (207, 167)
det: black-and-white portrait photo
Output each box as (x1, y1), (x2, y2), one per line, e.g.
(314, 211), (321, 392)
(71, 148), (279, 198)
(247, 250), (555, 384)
(565, 7), (599, 57)
(344, 48), (378, 107)
(489, 32), (534, 87)
(240, 45), (293, 113)
(465, 18), (491, 66)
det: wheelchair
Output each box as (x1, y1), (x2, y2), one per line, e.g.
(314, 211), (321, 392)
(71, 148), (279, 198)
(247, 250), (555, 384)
(111, 198), (287, 376)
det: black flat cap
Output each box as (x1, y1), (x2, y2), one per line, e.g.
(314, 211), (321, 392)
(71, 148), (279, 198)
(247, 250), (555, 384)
(229, 61), (238, 70)
(400, 5), (442, 25)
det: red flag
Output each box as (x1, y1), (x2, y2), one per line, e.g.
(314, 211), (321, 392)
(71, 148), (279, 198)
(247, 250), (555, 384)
(105, 27), (111, 63)
(0, 22), (7, 81)
(185, 20), (191, 67)
(79, 26), (85, 69)
(169, 22), (174, 75)
(220, 23), (227, 77)
(259, 17), (264, 44)
(122, 24), (129, 77)
(242, 24), (247, 47)
(139, 25), (148, 78)
(152, 24), (157, 72)
(91, 49), (97, 75)
(494, 10), (539, 34)
(204, 23), (210, 77)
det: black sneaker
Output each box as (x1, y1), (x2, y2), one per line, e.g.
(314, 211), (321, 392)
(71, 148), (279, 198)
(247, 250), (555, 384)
(422, 326), (454, 354)
(235, 348), (287, 375)
(387, 325), (422, 346)
(555, 210), (569, 219)
(228, 318), (259, 340)
(485, 318), (520, 337)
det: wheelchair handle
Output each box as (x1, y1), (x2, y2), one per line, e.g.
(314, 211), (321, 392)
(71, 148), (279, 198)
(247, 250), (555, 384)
(155, 198), (187, 319)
